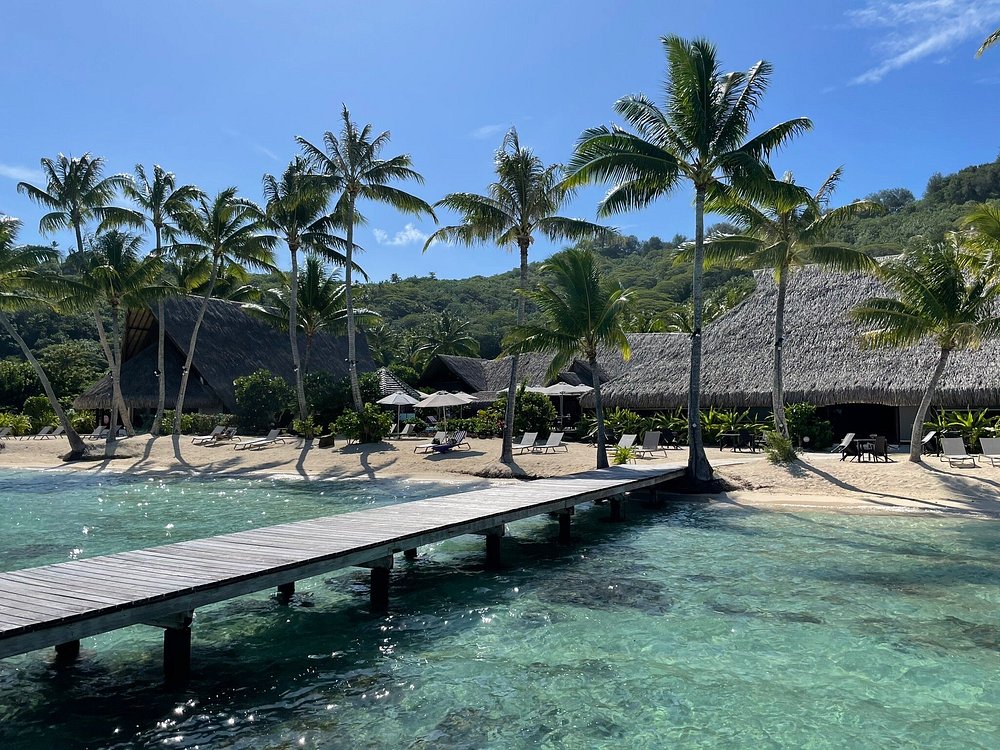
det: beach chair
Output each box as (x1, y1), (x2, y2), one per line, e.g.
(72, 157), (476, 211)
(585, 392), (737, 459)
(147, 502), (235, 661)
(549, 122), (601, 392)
(832, 432), (856, 458)
(616, 434), (637, 450)
(50, 425), (65, 438)
(634, 431), (667, 458)
(26, 426), (54, 440)
(414, 431), (448, 453)
(978, 437), (1000, 467)
(429, 430), (470, 454)
(939, 437), (976, 467)
(86, 426), (109, 440)
(395, 423), (417, 439)
(191, 425), (224, 445)
(0, 427), (10, 439)
(215, 426), (240, 443)
(234, 429), (285, 451)
(512, 432), (539, 454)
(533, 432), (567, 454)
(866, 436), (892, 462)
(920, 431), (938, 456)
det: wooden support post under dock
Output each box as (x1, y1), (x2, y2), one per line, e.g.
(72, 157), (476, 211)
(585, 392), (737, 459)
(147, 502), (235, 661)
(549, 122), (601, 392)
(484, 526), (505, 568)
(403, 548), (418, 560)
(557, 508), (574, 544)
(54, 640), (80, 662)
(276, 582), (295, 602)
(609, 494), (625, 522)
(358, 556), (394, 614)
(156, 612), (193, 683)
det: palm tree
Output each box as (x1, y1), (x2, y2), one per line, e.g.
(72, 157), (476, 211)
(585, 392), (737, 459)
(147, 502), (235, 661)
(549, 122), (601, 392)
(71, 231), (165, 441)
(259, 157), (357, 421)
(16, 153), (130, 257)
(423, 127), (608, 463)
(297, 105), (435, 412)
(105, 164), (202, 435)
(171, 188), (276, 431)
(686, 169), (880, 437)
(245, 256), (378, 374)
(504, 248), (631, 469)
(977, 28), (1000, 56)
(852, 237), (1000, 463)
(564, 35), (811, 482)
(415, 311), (480, 365)
(0, 216), (88, 456)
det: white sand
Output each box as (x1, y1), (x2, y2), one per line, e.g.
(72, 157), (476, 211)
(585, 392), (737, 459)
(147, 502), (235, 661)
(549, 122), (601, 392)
(3, 436), (997, 518)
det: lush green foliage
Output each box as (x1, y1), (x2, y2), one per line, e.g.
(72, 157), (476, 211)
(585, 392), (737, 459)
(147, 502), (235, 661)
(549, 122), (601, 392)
(924, 409), (998, 452)
(762, 430), (798, 463)
(291, 416), (320, 440)
(233, 370), (294, 433)
(785, 402), (834, 450)
(481, 387), (558, 434)
(332, 402), (394, 443)
(21, 395), (56, 431)
(38, 341), (106, 402)
(0, 412), (32, 436)
(612, 445), (637, 464)
(0, 359), (40, 410)
(157, 410), (235, 435)
(305, 370), (381, 427)
(699, 408), (767, 445)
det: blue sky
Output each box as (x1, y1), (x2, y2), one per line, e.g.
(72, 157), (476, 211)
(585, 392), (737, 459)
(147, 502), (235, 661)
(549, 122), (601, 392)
(3, 0), (1000, 281)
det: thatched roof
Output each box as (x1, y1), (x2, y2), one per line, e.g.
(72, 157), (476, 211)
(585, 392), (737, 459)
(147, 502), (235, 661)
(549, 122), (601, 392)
(594, 267), (1000, 410)
(375, 367), (424, 399)
(75, 296), (372, 412)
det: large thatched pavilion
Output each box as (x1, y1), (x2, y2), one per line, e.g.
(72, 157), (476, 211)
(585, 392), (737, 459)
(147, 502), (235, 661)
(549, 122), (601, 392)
(74, 297), (373, 418)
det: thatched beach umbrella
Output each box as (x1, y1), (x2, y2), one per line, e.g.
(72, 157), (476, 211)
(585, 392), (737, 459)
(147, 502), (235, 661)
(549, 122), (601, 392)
(376, 391), (420, 433)
(414, 391), (473, 430)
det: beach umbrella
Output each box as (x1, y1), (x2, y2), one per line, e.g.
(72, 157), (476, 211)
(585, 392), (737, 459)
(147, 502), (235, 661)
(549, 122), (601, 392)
(414, 391), (472, 430)
(542, 382), (593, 424)
(376, 391), (420, 432)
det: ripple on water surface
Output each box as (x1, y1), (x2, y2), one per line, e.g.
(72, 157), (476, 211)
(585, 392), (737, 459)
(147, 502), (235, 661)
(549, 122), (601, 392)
(0, 471), (998, 749)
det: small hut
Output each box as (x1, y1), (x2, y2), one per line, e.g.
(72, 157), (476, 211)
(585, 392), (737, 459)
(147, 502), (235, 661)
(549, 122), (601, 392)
(74, 296), (374, 416)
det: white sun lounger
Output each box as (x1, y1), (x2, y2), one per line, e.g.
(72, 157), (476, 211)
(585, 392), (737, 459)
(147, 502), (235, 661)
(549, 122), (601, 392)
(0, 427), (11, 439)
(940, 437), (976, 468)
(978, 437), (1000, 467)
(512, 432), (539, 455)
(634, 431), (667, 458)
(234, 429), (285, 451)
(532, 432), (567, 454)
(191, 426), (224, 445)
(414, 431), (448, 453)
(26, 426), (54, 440)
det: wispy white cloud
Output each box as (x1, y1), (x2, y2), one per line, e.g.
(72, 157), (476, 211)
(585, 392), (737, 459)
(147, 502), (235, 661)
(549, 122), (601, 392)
(847, 0), (1000, 84)
(222, 127), (281, 162)
(0, 163), (43, 182)
(470, 123), (508, 140)
(252, 143), (279, 162)
(373, 223), (432, 247)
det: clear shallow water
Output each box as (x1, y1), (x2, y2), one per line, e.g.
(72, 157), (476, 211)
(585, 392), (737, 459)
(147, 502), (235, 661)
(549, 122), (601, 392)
(0, 472), (997, 749)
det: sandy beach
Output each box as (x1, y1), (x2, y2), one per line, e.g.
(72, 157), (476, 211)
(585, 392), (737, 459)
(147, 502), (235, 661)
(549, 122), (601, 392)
(3, 435), (999, 518)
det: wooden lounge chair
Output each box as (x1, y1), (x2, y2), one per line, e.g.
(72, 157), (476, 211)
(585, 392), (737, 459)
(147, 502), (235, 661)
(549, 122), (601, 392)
(429, 430), (470, 454)
(191, 426), (224, 445)
(634, 431), (667, 458)
(533, 432), (567, 454)
(234, 429), (285, 451)
(939, 437), (976, 467)
(833, 432), (856, 459)
(978, 437), (1000, 467)
(414, 431), (448, 453)
(920, 431), (938, 456)
(512, 432), (539, 454)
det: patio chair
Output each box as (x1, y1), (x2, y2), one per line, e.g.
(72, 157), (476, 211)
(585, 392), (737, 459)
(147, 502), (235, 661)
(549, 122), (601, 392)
(234, 429), (285, 451)
(735, 428), (755, 453)
(939, 437), (976, 468)
(634, 431), (667, 458)
(661, 428), (681, 449)
(414, 431), (448, 453)
(26, 426), (54, 440)
(533, 432), (567, 454)
(920, 431), (938, 456)
(978, 437), (1000, 467)
(866, 436), (892, 462)
(191, 425), (224, 445)
(429, 430), (470, 454)
(833, 432), (856, 459)
(512, 432), (539, 454)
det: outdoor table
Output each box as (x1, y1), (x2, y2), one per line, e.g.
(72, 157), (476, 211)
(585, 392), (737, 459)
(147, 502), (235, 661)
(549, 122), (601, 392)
(719, 433), (756, 452)
(846, 437), (878, 461)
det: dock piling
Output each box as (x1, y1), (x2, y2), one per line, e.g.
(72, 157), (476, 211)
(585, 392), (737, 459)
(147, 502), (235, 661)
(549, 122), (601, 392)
(276, 582), (295, 602)
(358, 556), (394, 614)
(557, 508), (574, 544)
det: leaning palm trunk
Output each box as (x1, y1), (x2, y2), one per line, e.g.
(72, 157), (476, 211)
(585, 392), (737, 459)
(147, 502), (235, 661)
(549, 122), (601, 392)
(909, 348), (951, 463)
(686, 188), (713, 481)
(288, 244), (308, 421)
(93, 309), (133, 442)
(590, 353), (609, 469)
(151, 298), (166, 435)
(174, 261), (220, 432)
(110, 308), (134, 436)
(344, 198), (363, 412)
(501, 242), (531, 464)
(0, 310), (87, 457)
(771, 269), (789, 438)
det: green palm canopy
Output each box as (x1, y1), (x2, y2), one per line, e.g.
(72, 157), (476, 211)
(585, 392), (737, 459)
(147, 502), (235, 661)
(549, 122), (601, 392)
(563, 34), (811, 482)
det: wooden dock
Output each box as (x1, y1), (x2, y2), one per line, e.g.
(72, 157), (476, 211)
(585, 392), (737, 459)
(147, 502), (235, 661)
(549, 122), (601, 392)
(0, 464), (683, 681)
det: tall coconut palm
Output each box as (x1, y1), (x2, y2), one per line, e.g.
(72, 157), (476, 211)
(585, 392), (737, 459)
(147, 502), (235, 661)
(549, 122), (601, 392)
(504, 248), (631, 469)
(71, 230), (165, 441)
(852, 237), (1000, 463)
(297, 105), (436, 412)
(415, 311), (480, 365)
(683, 169), (880, 437)
(0, 216), (87, 456)
(105, 164), (202, 434)
(564, 35), (811, 482)
(422, 128), (609, 463)
(259, 157), (357, 420)
(171, 188), (276, 431)
(245, 256), (378, 374)
(16, 153), (130, 257)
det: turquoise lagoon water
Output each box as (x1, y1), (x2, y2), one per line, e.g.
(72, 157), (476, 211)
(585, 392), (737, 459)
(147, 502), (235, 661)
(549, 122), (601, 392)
(0, 470), (998, 749)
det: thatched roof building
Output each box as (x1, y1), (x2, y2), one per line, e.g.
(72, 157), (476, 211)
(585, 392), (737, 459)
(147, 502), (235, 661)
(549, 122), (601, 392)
(75, 296), (373, 413)
(594, 267), (1000, 410)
